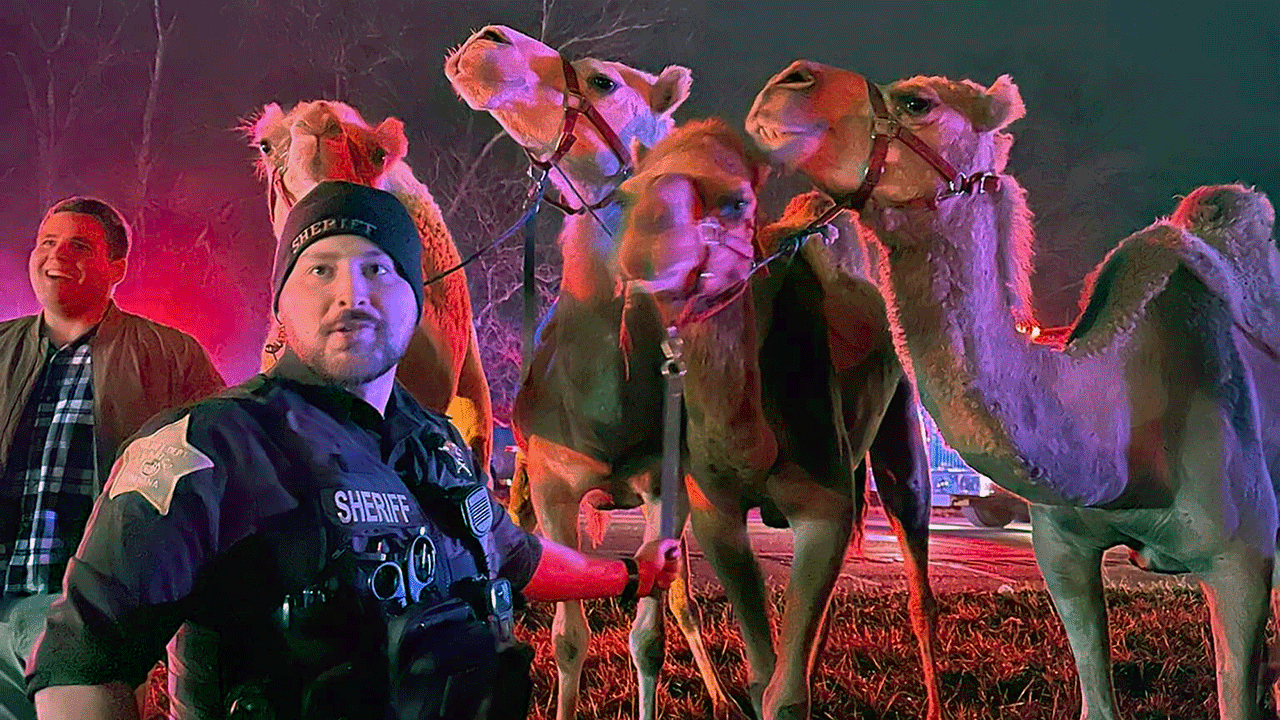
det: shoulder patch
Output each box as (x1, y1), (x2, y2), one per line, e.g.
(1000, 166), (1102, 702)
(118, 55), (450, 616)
(107, 414), (214, 514)
(441, 439), (474, 479)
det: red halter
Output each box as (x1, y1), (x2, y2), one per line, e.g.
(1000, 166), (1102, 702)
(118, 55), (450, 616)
(527, 56), (633, 215)
(818, 76), (1000, 222)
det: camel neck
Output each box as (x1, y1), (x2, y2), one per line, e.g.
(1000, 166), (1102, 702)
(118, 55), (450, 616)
(674, 296), (775, 470)
(865, 190), (1126, 506)
(558, 204), (624, 302)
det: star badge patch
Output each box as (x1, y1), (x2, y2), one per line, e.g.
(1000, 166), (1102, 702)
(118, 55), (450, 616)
(108, 414), (214, 515)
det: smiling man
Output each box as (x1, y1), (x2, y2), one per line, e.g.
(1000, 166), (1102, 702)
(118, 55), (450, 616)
(27, 182), (679, 720)
(0, 197), (225, 720)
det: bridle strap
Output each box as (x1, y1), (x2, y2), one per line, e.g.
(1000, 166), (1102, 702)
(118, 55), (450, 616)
(527, 57), (632, 174)
(542, 188), (618, 216)
(525, 57), (633, 217)
(830, 76), (1000, 214)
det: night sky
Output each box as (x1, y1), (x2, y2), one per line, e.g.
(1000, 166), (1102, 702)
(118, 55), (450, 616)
(2, 0), (1277, 402)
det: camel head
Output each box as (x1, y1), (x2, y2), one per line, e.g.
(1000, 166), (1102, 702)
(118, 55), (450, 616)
(616, 119), (768, 320)
(248, 100), (409, 236)
(746, 61), (1024, 206)
(444, 25), (692, 184)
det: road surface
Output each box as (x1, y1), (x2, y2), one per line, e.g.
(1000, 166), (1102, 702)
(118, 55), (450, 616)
(584, 506), (1193, 594)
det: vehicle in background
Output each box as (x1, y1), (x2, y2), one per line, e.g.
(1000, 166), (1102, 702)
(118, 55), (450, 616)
(922, 408), (1030, 527)
(489, 423), (517, 504)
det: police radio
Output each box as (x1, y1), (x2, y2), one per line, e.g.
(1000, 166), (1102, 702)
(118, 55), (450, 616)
(437, 484), (493, 538)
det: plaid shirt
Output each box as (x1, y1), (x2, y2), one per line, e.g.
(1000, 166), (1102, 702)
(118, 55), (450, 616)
(1, 331), (97, 595)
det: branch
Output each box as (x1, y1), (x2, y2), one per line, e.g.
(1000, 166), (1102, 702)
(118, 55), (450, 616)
(29, 3), (72, 54)
(60, 0), (136, 136)
(5, 52), (45, 141)
(136, 0), (175, 225)
(558, 19), (662, 52)
(444, 128), (508, 219)
(540, 0), (553, 42)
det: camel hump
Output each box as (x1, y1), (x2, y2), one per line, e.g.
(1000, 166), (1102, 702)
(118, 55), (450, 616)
(1067, 218), (1280, 361)
(1171, 184), (1280, 359)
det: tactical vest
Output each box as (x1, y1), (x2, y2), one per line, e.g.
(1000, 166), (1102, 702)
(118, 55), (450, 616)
(167, 378), (529, 720)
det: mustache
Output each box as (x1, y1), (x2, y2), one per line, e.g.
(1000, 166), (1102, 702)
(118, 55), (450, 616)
(322, 309), (382, 333)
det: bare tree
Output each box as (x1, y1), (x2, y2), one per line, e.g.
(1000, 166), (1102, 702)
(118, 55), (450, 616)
(234, 0), (415, 103)
(133, 0), (176, 238)
(7, 0), (138, 208)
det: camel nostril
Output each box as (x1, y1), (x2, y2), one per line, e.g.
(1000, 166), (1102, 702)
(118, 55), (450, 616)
(478, 27), (508, 44)
(777, 65), (814, 87)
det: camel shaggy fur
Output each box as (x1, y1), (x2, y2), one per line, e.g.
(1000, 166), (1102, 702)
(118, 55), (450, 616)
(747, 62), (1280, 720)
(616, 118), (942, 720)
(445, 26), (740, 720)
(248, 100), (493, 468)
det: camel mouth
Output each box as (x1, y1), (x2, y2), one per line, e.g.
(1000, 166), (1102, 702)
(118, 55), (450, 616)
(749, 123), (811, 146)
(444, 32), (523, 111)
(746, 117), (825, 167)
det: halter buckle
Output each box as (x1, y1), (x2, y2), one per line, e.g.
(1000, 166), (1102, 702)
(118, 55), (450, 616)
(871, 115), (899, 139)
(659, 327), (688, 377)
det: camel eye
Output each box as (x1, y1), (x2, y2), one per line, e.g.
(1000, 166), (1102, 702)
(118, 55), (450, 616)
(722, 196), (749, 219)
(897, 95), (934, 117)
(257, 139), (272, 154)
(588, 75), (617, 94)
(371, 146), (387, 164)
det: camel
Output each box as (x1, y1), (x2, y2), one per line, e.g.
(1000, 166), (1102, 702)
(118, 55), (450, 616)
(747, 61), (1280, 720)
(445, 26), (741, 720)
(614, 118), (940, 720)
(247, 100), (493, 469)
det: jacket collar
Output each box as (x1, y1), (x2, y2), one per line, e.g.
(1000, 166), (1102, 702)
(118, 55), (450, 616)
(266, 350), (433, 444)
(32, 300), (120, 351)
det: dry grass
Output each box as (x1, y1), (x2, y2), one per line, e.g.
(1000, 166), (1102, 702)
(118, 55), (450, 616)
(515, 585), (1266, 719)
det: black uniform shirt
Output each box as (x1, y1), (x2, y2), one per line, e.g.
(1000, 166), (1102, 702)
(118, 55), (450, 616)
(25, 353), (541, 702)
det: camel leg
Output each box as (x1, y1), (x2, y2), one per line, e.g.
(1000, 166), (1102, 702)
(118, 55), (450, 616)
(666, 531), (750, 720)
(1030, 506), (1118, 720)
(630, 489), (668, 720)
(630, 483), (747, 720)
(764, 464), (854, 720)
(688, 480), (775, 719)
(1271, 560), (1280, 714)
(1199, 545), (1271, 720)
(869, 378), (942, 720)
(525, 438), (596, 720)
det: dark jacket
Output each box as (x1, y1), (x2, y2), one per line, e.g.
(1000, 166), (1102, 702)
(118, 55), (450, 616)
(26, 353), (539, 719)
(0, 301), (225, 485)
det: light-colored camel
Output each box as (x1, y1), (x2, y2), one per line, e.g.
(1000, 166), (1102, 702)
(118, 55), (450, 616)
(747, 62), (1280, 720)
(248, 100), (493, 468)
(445, 26), (743, 720)
(614, 118), (941, 720)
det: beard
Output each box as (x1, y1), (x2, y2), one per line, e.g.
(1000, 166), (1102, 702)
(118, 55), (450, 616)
(287, 312), (411, 389)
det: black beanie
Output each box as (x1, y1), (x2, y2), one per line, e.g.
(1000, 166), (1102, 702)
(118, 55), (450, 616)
(272, 181), (423, 316)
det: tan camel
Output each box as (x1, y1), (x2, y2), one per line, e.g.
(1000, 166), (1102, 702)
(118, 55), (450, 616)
(614, 117), (943, 720)
(248, 100), (493, 468)
(445, 26), (743, 720)
(747, 62), (1280, 720)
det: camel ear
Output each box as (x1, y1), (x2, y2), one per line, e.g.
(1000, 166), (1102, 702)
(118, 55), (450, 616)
(629, 137), (650, 168)
(373, 117), (409, 166)
(252, 102), (285, 137)
(975, 75), (1025, 131)
(650, 65), (692, 117)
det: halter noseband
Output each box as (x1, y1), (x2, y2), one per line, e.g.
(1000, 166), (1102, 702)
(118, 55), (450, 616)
(820, 77), (1001, 221)
(526, 56), (633, 216)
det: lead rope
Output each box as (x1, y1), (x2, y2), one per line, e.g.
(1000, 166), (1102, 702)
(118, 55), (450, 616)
(658, 325), (687, 541)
